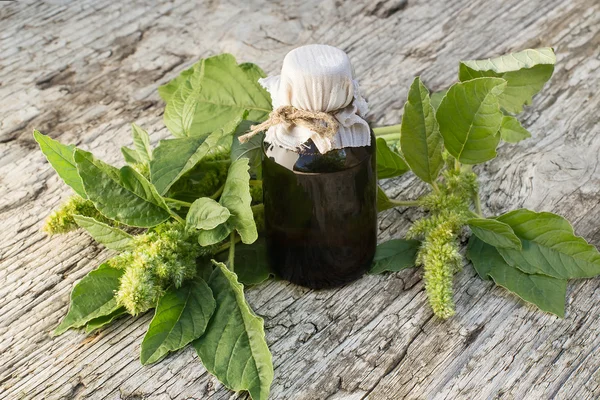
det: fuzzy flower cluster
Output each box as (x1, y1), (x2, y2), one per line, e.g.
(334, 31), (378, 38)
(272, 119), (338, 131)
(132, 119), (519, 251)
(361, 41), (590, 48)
(407, 168), (477, 319)
(109, 222), (212, 315)
(44, 195), (111, 234)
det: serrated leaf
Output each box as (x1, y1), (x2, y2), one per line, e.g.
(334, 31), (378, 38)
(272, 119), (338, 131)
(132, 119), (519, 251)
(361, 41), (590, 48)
(85, 307), (127, 334)
(163, 54), (271, 137)
(377, 186), (395, 212)
(186, 198), (231, 230)
(468, 218), (521, 250)
(499, 115), (531, 143)
(198, 158), (257, 246)
(74, 149), (171, 228)
(33, 130), (87, 198)
(459, 48), (555, 114)
(376, 138), (409, 179)
(151, 114), (242, 195)
(54, 263), (124, 336)
(141, 279), (215, 365)
(467, 236), (566, 317)
(73, 215), (134, 251)
(437, 77), (506, 164)
(131, 124), (152, 164)
(496, 209), (600, 279)
(369, 239), (420, 274)
(194, 261), (273, 400)
(400, 77), (444, 183)
(231, 238), (273, 285)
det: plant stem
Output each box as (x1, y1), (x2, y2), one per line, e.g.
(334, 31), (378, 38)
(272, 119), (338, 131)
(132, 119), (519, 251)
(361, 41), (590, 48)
(209, 185), (225, 200)
(168, 210), (185, 224)
(431, 181), (441, 193)
(454, 158), (461, 172)
(228, 232), (236, 272)
(473, 192), (483, 217)
(249, 179), (262, 187)
(214, 235), (241, 254)
(373, 124), (402, 136)
(389, 199), (420, 207)
(164, 197), (193, 207)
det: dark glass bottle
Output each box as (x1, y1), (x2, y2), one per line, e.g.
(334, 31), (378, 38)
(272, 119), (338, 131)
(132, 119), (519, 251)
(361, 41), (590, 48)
(262, 133), (377, 289)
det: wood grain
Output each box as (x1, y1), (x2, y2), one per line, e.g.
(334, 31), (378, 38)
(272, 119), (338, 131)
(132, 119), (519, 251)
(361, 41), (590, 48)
(1, 0), (599, 399)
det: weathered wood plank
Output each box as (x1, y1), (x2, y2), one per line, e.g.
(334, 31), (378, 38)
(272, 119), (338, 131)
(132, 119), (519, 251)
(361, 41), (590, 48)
(1, 0), (599, 399)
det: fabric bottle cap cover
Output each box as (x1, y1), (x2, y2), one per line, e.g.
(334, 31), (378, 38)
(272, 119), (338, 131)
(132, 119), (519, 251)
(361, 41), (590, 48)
(260, 44), (370, 154)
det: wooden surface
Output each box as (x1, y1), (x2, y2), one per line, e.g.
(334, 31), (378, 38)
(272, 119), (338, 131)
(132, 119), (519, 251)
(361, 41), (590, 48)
(1, 0), (600, 399)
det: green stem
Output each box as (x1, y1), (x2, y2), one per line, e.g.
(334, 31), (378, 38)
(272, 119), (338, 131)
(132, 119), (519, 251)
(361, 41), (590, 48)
(214, 235), (241, 254)
(164, 197), (193, 207)
(431, 181), (441, 193)
(389, 199), (420, 207)
(473, 192), (483, 217)
(228, 232), (236, 272)
(373, 124), (402, 136)
(249, 179), (263, 187)
(209, 185), (225, 200)
(168, 210), (185, 224)
(454, 158), (461, 173)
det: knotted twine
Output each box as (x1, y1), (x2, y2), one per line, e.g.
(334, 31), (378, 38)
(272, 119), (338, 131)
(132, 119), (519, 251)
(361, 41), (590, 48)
(238, 105), (340, 144)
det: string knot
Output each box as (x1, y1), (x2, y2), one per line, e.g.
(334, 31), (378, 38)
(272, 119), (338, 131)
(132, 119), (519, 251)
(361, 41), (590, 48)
(238, 105), (339, 144)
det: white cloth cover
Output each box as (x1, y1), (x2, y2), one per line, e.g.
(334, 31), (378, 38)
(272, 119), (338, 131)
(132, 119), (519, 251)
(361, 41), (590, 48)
(260, 44), (370, 154)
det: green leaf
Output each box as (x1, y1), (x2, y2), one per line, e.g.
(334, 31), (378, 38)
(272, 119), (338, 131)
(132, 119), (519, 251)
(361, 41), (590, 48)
(377, 186), (395, 212)
(467, 236), (566, 317)
(73, 215), (134, 251)
(429, 89), (448, 111)
(499, 115), (531, 143)
(74, 150), (171, 228)
(400, 77), (444, 183)
(85, 307), (127, 334)
(369, 239), (420, 274)
(163, 54), (271, 137)
(467, 218), (521, 250)
(231, 238), (273, 285)
(150, 114), (242, 195)
(121, 146), (142, 165)
(459, 48), (555, 114)
(436, 77), (506, 164)
(496, 209), (600, 279)
(231, 121), (263, 178)
(131, 124), (152, 164)
(158, 66), (194, 102)
(33, 130), (87, 198)
(186, 198), (231, 230)
(376, 138), (409, 179)
(141, 279), (216, 365)
(198, 158), (257, 246)
(54, 263), (124, 335)
(194, 261), (273, 400)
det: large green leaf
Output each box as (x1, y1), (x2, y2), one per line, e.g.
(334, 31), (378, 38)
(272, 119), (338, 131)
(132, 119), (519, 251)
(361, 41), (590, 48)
(377, 186), (395, 212)
(150, 114), (242, 195)
(74, 150), (171, 227)
(198, 158), (258, 246)
(400, 77), (443, 183)
(496, 209), (600, 279)
(158, 66), (194, 102)
(459, 48), (555, 114)
(436, 77), (506, 164)
(231, 238), (273, 285)
(54, 263), (124, 335)
(186, 197), (231, 230)
(73, 215), (134, 251)
(499, 115), (531, 143)
(85, 307), (127, 334)
(163, 54), (271, 137)
(33, 130), (87, 198)
(141, 279), (215, 365)
(369, 239), (420, 275)
(468, 218), (521, 250)
(376, 138), (409, 179)
(194, 261), (273, 400)
(467, 236), (566, 317)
